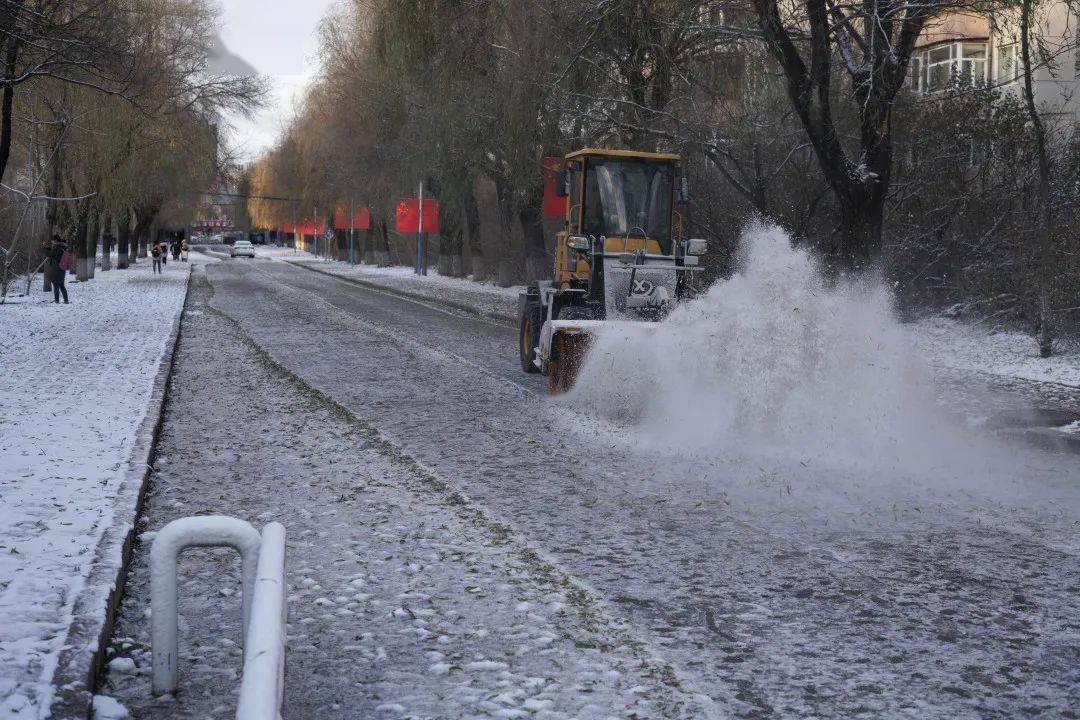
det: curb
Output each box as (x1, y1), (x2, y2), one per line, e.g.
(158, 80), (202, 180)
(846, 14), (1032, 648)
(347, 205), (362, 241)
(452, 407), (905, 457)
(47, 267), (193, 719)
(283, 259), (517, 326)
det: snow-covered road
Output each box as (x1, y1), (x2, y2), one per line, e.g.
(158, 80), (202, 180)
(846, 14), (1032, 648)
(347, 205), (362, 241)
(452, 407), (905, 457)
(108, 257), (1080, 718)
(102, 272), (707, 719)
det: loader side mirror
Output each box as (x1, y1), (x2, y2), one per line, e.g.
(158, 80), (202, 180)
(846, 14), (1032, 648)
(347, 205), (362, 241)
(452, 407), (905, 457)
(676, 176), (690, 205)
(556, 170), (569, 198)
(567, 235), (590, 251)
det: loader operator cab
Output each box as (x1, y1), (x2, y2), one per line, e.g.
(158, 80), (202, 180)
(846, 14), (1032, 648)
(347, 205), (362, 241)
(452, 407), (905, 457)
(575, 157), (675, 254)
(519, 148), (707, 394)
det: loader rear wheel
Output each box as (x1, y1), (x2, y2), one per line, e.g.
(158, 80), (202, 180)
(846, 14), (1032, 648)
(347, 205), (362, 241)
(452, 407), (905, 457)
(519, 302), (542, 373)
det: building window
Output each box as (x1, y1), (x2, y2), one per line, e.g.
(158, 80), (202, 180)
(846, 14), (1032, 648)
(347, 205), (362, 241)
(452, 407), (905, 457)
(910, 41), (989, 93)
(996, 44), (1018, 84)
(696, 4), (724, 27)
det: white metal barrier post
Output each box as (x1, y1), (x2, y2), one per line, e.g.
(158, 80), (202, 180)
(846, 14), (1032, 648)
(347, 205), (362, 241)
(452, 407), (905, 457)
(150, 516), (261, 695)
(236, 521), (287, 720)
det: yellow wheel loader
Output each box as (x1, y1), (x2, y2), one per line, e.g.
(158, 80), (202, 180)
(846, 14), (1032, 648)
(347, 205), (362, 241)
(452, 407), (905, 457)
(518, 149), (707, 393)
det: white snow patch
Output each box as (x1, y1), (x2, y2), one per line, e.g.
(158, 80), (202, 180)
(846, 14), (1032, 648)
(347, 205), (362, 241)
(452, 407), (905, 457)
(91, 694), (130, 718)
(466, 660), (509, 672)
(0, 262), (188, 715)
(374, 702), (405, 712)
(912, 316), (1080, 388)
(106, 657), (137, 675)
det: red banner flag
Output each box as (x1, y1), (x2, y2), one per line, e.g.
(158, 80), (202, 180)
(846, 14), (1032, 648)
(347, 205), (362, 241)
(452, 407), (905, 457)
(355, 207), (371, 230)
(333, 206), (372, 231)
(299, 218), (328, 235)
(282, 221), (295, 233)
(395, 198), (439, 233)
(542, 157), (567, 218)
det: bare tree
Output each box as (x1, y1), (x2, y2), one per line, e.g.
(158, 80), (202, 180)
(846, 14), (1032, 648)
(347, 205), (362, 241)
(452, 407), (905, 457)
(749, 0), (972, 269)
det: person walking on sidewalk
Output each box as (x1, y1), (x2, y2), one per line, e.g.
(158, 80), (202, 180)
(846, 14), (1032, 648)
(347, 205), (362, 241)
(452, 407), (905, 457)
(181, 239), (190, 262)
(151, 241), (163, 274)
(46, 235), (71, 303)
(159, 241), (167, 267)
(171, 236), (181, 261)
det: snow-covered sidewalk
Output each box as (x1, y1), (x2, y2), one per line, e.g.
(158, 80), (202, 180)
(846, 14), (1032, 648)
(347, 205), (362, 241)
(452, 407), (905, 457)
(0, 260), (191, 718)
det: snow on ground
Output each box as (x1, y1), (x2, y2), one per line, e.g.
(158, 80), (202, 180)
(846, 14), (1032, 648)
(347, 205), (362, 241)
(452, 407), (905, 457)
(189, 257), (1080, 717)
(912, 316), (1080, 389)
(301, 262), (521, 307)
(270, 249), (1080, 394)
(263, 249), (521, 323)
(0, 258), (190, 718)
(101, 273), (708, 719)
(247, 244), (313, 261)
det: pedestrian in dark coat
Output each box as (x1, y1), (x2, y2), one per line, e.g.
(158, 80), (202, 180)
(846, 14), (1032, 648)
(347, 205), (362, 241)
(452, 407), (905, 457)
(151, 242), (163, 274)
(46, 235), (69, 304)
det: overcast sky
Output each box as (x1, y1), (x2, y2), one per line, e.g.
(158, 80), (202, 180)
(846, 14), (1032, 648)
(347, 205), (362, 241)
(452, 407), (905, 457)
(216, 0), (339, 162)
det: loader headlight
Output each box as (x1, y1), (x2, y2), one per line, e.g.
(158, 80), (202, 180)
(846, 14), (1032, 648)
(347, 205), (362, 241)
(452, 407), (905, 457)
(567, 235), (591, 251)
(685, 238), (707, 255)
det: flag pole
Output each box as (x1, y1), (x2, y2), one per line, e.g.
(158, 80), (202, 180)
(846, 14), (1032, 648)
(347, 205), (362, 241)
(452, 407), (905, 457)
(348, 200), (355, 264)
(416, 181), (424, 275)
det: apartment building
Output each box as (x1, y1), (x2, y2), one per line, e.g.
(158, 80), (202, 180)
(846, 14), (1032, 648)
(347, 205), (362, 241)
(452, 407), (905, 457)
(908, 5), (1080, 118)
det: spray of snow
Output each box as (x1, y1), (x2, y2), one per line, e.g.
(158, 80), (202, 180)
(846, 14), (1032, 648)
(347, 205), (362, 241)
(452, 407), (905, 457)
(567, 223), (983, 475)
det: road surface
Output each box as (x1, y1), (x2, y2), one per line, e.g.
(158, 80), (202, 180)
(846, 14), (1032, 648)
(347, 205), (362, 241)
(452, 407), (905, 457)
(104, 254), (1080, 719)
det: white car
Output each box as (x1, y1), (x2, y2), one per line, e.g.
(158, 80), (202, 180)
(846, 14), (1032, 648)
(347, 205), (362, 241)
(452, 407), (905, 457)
(230, 240), (256, 258)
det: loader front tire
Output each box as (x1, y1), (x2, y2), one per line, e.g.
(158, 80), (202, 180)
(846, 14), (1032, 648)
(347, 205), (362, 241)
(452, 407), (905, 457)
(519, 301), (542, 374)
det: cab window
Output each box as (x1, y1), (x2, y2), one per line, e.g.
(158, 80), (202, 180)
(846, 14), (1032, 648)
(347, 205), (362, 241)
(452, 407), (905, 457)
(567, 160), (583, 232)
(582, 158), (672, 252)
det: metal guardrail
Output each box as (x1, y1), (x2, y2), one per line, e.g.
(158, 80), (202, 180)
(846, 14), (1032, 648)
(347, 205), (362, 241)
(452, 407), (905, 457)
(150, 516), (287, 718)
(237, 522), (287, 720)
